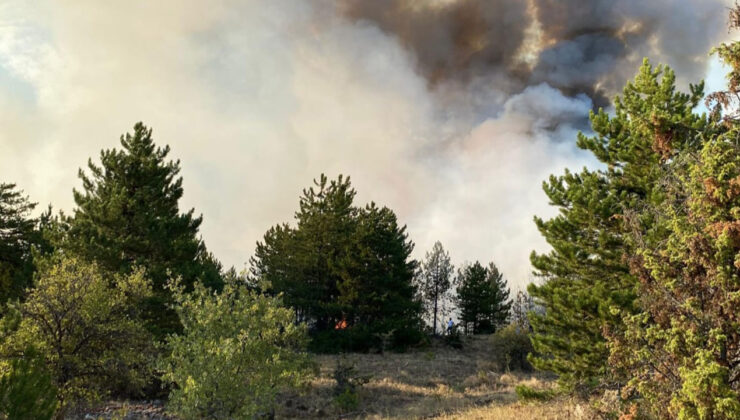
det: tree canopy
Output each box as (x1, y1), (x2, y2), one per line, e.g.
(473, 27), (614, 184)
(251, 174), (422, 352)
(67, 123), (222, 336)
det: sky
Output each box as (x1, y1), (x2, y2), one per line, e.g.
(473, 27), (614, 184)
(0, 0), (735, 291)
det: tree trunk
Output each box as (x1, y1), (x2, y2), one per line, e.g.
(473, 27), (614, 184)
(433, 298), (438, 336)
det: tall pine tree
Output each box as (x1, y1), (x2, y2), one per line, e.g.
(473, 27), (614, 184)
(481, 262), (511, 334)
(419, 241), (454, 335)
(67, 123), (222, 335)
(529, 60), (710, 393)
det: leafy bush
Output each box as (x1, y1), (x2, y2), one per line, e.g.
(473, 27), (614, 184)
(161, 278), (314, 419)
(0, 256), (155, 414)
(0, 346), (57, 420)
(490, 324), (533, 372)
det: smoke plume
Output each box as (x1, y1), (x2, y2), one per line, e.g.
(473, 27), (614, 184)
(339, 0), (727, 105)
(0, 0), (732, 290)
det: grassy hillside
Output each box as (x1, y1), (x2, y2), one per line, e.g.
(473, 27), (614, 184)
(278, 335), (580, 419)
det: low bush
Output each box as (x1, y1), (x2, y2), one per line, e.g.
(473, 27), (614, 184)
(332, 358), (370, 412)
(161, 278), (314, 419)
(490, 324), (533, 372)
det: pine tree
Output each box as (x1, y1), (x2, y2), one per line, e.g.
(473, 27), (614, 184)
(251, 175), (422, 351)
(419, 241), (454, 335)
(0, 183), (41, 303)
(455, 262), (487, 334)
(481, 263), (511, 334)
(607, 17), (740, 416)
(67, 123), (222, 336)
(529, 60), (709, 392)
(252, 174), (356, 330)
(455, 262), (511, 335)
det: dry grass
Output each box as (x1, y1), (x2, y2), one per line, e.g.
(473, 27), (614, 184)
(276, 335), (584, 419)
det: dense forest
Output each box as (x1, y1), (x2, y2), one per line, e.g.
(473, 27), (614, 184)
(4, 5), (740, 420)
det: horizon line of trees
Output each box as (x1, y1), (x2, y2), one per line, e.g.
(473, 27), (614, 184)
(0, 121), (518, 417)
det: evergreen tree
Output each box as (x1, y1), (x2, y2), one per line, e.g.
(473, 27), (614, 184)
(607, 19), (740, 417)
(337, 203), (422, 345)
(610, 138), (740, 418)
(251, 175), (422, 351)
(67, 122), (222, 336)
(481, 263), (511, 334)
(252, 174), (356, 329)
(0, 183), (41, 303)
(529, 60), (709, 393)
(419, 241), (454, 335)
(455, 262), (487, 334)
(455, 262), (511, 335)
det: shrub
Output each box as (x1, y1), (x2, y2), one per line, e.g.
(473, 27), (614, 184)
(490, 324), (533, 372)
(332, 359), (370, 412)
(443, 325), (463, 349)
(515, 384), (555, 401)
(161, 278), (314, 419)
(0, 256), (155, 415)
(0, 346), (57, 420)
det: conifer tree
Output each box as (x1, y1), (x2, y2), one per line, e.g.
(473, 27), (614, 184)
(337, 202), (422, 346)
(419, 241), (454, 335)
(251, 175), (422, 351)
(481, 263), (511, 334)
(252, 174), (356, 329)
(529, 60), (710, 392)
(607, 16), (740, 416)
(455, 262), (511, 334)
(0, 183), (41, 303)
(455, 262), (487, 334)
(67, 123), (222, 335)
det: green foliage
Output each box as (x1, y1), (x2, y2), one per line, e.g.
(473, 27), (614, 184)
(456, 262), (511, 335)
(0, 183), (42, 303)
(490, 324), (533, 372)
(251, 174), (422, 352)
(515, 385), (555, 402)
(418, 241), (454, 335)
(529, 58), (709, 393)
(334, 388), (360, 412)
(0, 255), (154, 414)
(0, 346), (57, 420)
(160, 277), (314, 419)
(609, 139), (740, 419)
(67, 122), (222, 336)
(332, 359), (370, 412)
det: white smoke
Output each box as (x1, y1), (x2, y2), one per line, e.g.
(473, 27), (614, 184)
(0, 0), (732, 290)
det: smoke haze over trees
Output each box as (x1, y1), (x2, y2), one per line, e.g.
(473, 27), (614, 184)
(0, 0), (732, 291)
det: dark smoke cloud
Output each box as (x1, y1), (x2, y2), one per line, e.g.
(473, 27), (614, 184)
(337, 0), (532, 85)
(338, 0), (728, 105)
(530, 0), (727, 105)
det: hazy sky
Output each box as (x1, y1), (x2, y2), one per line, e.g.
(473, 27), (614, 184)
(0, 0), (734, 290)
